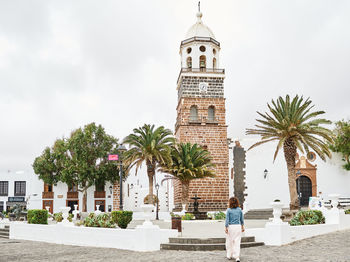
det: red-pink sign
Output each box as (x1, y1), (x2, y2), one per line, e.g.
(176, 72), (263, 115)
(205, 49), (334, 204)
(108, 154), (119, 161)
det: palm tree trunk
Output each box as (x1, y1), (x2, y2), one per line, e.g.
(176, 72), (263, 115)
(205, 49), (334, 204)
(283, 138), (299, 210)
(82, 189), (87, 212)
(146, 160), (155, 204)
(181, 180), (190, 210)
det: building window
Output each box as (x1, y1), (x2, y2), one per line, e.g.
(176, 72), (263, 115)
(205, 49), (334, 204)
(200, 55), (206, 70)
(213, 58), (217, 69)
(68, 184), (78, 192)
(190, 105), (198, 121)
(208, 106), (215, 121)
(187, 57), (192, 69)
(14, 181), (26, 196)
(0, 201), (3, 212)
(0, 181), (8, 196)
(199, 45), (206, 52)
(187, 47), (192, 54)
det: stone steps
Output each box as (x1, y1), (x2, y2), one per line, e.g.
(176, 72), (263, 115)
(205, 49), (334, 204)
(0, 227), (9, 239)
(161, 236), (264, 251)
(244, 209), (273, 220)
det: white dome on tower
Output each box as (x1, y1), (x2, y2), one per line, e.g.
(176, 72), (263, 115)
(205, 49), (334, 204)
(185, 12), (215, 39)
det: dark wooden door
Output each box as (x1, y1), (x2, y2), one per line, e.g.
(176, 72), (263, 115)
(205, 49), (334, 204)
(42, 200), (53, 213)
(67, 200), (79, 214)
(296, 176), (312, 206)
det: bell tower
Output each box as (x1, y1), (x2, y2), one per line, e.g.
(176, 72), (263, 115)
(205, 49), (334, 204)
(174, 9), (229, 211)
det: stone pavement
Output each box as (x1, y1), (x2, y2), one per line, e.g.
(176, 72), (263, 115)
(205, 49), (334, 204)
(1, 229), (349, 262)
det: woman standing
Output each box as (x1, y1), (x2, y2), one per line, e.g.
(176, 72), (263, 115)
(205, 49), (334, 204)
(225, 197), (244, 261)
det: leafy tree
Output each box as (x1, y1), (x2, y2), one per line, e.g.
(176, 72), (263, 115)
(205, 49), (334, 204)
(33, 123), (121, 212)
(329, 120), (350, 171)
(123, 124), (174, 204)
(159, 143), (215, 209)
(246, 95), (333, 209)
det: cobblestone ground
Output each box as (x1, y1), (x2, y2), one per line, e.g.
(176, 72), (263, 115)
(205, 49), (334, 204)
(1, 230), (349, 262)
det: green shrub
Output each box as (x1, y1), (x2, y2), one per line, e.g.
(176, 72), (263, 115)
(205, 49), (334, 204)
(27, 209), (48, 224)
(84, 213), (115, 228)
(54, 212), (73, 222)
(170, 212), (181, 218)
(345, 209), (350, 215)
(208, 211), (226, 220)
(214, 211), (226, 220)
(111, 211), (133, 229)
(182, 213), (195, 220)
(289, 210), (325, 226)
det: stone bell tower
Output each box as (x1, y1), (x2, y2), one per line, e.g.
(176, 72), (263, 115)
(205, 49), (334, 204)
(174, 9), (229, 211)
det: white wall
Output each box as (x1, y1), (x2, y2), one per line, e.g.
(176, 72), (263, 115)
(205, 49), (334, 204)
(0, 170), (43, 211)
(238, 138), (350, 210)
(123, 164), (174, 212)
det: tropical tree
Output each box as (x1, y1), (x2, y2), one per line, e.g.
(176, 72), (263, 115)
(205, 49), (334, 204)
(159, 142), (215, 209)
(123, 124), (174, 204)
(246, 95), (333, 209)
(33, 123), (121, 212)
(329, 120), (350, 171)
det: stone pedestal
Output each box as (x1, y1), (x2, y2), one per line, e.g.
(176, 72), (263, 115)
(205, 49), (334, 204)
(59, 206), (73, 226)
(94, 205), (102, 216)
(136, 204), (159, 229)
(264, 222), (291, 246)
(270, 202), (284, 224)
(72, 205), (79, 221)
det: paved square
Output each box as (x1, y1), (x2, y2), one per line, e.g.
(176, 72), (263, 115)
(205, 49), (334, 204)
(1, 230), (349, 261)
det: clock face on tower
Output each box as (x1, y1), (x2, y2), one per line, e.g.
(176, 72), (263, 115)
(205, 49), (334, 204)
(199, 82), (208, 93)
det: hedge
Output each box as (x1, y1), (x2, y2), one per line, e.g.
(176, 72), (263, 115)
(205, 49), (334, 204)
(289, 210), (325, 226)
(111, 211), (133, 229)
(27, 209), (48, 224)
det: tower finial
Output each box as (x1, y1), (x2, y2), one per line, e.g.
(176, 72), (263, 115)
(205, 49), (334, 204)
(196, 1), (203, 22)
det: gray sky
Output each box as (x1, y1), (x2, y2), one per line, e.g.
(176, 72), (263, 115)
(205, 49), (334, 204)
(0, 0), (349, 172)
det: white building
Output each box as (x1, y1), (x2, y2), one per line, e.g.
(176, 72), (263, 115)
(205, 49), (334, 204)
(0, 170), (114, 214)
(237, 138), (350, 210)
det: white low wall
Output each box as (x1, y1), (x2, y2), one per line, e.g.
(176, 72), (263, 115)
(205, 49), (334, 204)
(246, 209), (350, 246)
(10, 223), (178, 252)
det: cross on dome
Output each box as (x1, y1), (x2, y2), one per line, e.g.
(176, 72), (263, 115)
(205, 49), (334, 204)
(185, 3), (216, 39)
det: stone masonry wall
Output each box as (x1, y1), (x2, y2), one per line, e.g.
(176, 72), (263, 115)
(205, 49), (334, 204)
(233, 143), (247, 207)
(112, 182), (120, 211)
(174, 96), (229, 211)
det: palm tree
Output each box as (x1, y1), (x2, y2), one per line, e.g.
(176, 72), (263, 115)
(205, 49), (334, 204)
(123, 124), (174, 204)
(159, 143), (215, 209)
(246, 95), (333, 210)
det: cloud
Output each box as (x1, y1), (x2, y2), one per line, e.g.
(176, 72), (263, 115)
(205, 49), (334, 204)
(0, 0), (349, 172)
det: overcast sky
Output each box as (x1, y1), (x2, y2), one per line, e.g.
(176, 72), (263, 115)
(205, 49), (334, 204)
(0, 0), (349, 172)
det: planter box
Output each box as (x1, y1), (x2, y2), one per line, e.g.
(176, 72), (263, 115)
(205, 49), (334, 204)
(171, 217), (182, 232)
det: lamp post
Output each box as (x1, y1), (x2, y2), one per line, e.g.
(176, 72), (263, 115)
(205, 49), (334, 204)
(263, 169), (268, 179)
(155, 183), (160, 220)
(117, 144), (127, 211)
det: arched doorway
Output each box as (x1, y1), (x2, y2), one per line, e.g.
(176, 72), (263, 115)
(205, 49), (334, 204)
(296, 175), (312, 206)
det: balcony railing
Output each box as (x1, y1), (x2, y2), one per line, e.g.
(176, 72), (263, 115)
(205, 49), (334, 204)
(94, 191), (106, 198)
(67, 192), (78, 199)
(189, 116), (201, 124)
(181, 36), (220, 47)
(177, 68), (225, 84)
(42, 192), (54, 199)
(206, 117), (219, 124)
